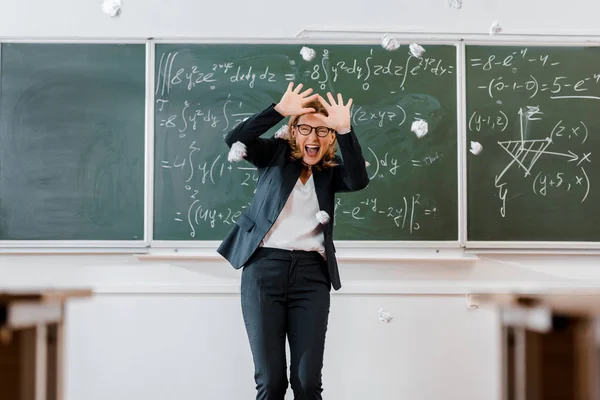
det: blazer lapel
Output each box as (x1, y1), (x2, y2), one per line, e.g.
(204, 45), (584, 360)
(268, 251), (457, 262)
(278, 160), (303, 210)
(312, 168), (329, 215)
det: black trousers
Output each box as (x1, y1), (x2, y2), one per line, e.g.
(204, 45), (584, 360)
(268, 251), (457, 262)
(241, 247), (332, 400)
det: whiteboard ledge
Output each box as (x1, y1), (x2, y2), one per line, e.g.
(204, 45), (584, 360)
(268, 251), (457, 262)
(466, 241), (600, 252)
(138, 245), (476, 262)
(149, 240), (462, 248)
(0, 241), (148, 254)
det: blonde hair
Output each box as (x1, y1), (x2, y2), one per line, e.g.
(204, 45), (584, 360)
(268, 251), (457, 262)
(285, 99), (338, 170)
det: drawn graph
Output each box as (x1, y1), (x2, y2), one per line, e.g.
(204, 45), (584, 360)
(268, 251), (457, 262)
(492, 108), (591, 214)
(495, 109), (582, 184)
(497, 138), (552, 180)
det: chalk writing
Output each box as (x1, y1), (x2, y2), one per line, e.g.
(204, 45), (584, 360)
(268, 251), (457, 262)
(305, 48), (454, 91)
(334, 194), (437, 233)
(154, 44), (457, 240)
(468, 47), (596, 219)
(469, 49), (560, 71)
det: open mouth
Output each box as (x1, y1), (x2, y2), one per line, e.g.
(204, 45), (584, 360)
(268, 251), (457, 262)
(305, 144), (320, 157)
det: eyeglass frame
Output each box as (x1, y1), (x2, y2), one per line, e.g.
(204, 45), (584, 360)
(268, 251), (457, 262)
(293, 124), (333, 138)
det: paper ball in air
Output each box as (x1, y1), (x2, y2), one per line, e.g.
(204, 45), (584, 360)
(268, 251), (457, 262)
(227, 141), (247, 162)
(447, 0), (463, 9)
(470, 141), (483, 155)
(411, 119), (429, 138)
(378, 308), (393, 323)
(274, 124), (290, 140)
(102, 0), (122, 17)
(409, 43), (426, 58)
(489, 20), (502, 35)
(316, 211), (330, 225)
(381, 34), (400, 51)
(300, 46), (316, 62)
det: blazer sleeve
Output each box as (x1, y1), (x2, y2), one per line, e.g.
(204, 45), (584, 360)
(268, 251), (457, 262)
(332, 127), (370, 193)
(224, 103), (285, 168)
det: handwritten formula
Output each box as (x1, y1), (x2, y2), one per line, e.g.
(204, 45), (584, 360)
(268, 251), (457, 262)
(154, 44), (458, 240)
(467, 45), (596, 234)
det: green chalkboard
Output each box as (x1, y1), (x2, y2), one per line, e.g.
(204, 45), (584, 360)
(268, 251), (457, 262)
(466, 45), (600, 241)
(154, 43), (458, 241)
(0, 43), (146, 240)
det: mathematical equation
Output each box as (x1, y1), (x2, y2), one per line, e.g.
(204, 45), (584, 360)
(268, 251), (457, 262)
(160, 142), (442, 191)
(476, 74), (600, 100)
(469, 47), (600, 100)
(155, 48), (454, 100)
(470, 48), (560, 71)
(160, 140), (442, 236)
(173, 200), (251, 238)
(303, 48), (453, 92)
(334, 194), (437, 233)
(173, 193), (438, 237)
(157, 97), (422, 137)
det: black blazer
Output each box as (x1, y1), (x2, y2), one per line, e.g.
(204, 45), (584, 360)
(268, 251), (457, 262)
(216, 103), (369, 290)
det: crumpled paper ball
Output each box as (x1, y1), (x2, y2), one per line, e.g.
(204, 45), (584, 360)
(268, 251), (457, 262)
(489, 20), (502, 35)
(227, 141), (247, 162)
(411, 119), (429, 138)
(274, 124), (290, 140)
(378, 308), (393, 323)
(300, 46), (316, 62)
(409, 43), (426, 58)
(102, 0), (121, 17)
(381, 34), (400, 51)
(470, 141), (483, 155)
(447, 0), (463, 9)
(316, 211), (330, 225)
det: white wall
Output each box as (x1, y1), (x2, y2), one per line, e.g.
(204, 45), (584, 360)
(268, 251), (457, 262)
(64, 291), (501, 400)
(2, 0), (600, 38)
(3, 0), (600, 399)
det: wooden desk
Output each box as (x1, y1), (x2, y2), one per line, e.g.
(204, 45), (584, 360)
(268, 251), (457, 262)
(472, 292), (600, 400)
(0, 289), (92, 400)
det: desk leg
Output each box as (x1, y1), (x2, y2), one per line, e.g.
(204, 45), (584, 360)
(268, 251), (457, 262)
(25, 325), (48, 400)
(1, 325), (49, 400)
(573, 319), (598, 400)
(513, 327), (530, 400)
(502, 326), (513, 400)
(46, 322), (63, 400)
(503, 326), (530, 400)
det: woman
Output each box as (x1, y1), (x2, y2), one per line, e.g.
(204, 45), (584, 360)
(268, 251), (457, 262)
(217, 82), (369, 400)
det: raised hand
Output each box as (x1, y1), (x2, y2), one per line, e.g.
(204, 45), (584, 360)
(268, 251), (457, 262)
(318, 92), (353, 134)
(274, 82), (319, 117)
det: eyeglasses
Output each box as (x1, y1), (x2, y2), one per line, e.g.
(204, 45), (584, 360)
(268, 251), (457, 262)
(294, 124), (332, 138)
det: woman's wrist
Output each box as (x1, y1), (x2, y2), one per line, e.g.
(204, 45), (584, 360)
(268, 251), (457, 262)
(274, 103), (287, 117)
(336, 126), (351, 135)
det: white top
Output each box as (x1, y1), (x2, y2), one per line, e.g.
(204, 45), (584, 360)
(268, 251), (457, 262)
(261, 174), (326, 256)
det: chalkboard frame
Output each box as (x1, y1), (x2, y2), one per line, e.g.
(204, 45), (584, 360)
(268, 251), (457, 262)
(148, 37), (465, 254)
(0, 39), (151, 252)
(463, 39), (600, 251)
